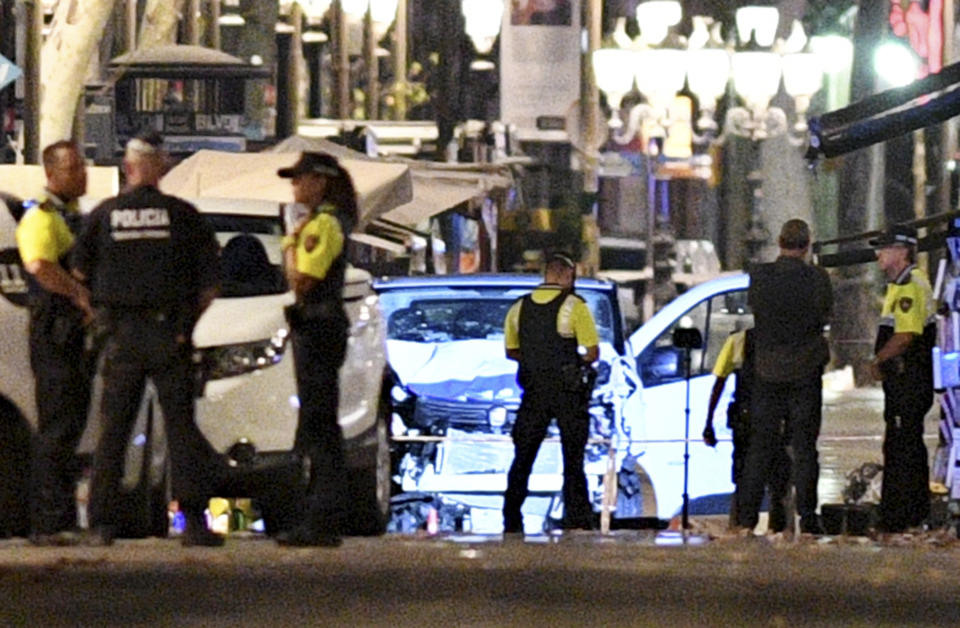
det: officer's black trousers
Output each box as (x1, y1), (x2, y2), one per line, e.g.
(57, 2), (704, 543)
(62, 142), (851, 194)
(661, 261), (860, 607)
(731, 423), (791, 533)
(503, 385), (591, 531)
(879, 385), (931, 532)
(89, 317), (220, 527)
(29, 311), (92, 535)
(290, 309), (348, 532)
(738, 376), (822, 530)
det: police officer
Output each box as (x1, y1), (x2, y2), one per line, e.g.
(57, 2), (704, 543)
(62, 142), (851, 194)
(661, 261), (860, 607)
(869, 224), (935, 533)
(703, 328), (790, 533)
(15, 140), (94, 545)
(275, 152), (358, 547)
(72, 133), (224, 546)
(502, 252), (599, 533)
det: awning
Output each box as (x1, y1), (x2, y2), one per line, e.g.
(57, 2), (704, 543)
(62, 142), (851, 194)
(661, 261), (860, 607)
(160, 149), (413, 225)
(349, 231), (408, 255)
(109, 44), (272, 80)
(271, 134), (514, 229)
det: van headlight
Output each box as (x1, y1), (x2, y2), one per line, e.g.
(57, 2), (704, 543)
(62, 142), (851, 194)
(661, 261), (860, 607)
(487, 405), (508, 429)
(202, 329), (288, 380)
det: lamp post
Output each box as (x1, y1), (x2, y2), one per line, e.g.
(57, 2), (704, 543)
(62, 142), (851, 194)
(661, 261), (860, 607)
(593, 2), (824, 270)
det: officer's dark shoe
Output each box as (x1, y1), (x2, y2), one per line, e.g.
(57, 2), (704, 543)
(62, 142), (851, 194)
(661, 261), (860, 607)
(503, 511), (523, 535)
(181, 514), (225, 547)
(29, 528), (84, 547)
(799, 514), (825, 536)
(82, 526), (115, 547)
(275, 525), (341, 548)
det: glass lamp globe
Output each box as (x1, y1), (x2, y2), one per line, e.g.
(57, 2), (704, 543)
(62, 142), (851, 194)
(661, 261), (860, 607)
(592, 48), (636, 111)
(732, 49), (781, 109)
(735, 6), (779, 48)
(462, 0), (504, 54)
(636, 1), (682, 46)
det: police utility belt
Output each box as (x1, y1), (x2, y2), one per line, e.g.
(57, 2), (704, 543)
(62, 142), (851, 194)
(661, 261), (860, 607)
(283, 300), (342, 327)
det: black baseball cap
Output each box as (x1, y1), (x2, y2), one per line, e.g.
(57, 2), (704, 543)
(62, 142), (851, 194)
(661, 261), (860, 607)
(547, 251), (576, 269)
(277, 152), (341, 178)
(869, 224), (918, 248)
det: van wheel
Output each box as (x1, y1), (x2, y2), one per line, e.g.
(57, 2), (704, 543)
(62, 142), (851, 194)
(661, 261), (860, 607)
(345, 400), (391, 536)
(0, 397), (31, 538)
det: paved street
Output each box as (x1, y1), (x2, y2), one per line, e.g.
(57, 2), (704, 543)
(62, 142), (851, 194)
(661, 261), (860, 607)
(2, 385), (957, 627)
(3, 530), (960, 626)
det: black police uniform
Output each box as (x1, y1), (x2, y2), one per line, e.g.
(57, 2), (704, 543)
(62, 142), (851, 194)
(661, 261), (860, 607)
(875, 264), (936, 532)
(19, 194), (93, 536)
(727, 330), (790, 532)
(503, 288), (594, 532)
(285, 214), (350, 537)
(72, 184), (221, 535)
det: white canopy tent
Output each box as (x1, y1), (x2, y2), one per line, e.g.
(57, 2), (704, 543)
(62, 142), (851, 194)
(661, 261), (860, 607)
(160, 149), (413, 226)
(266, 135), (513, 229)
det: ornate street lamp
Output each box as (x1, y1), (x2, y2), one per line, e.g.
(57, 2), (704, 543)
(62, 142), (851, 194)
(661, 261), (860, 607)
(461, 0), (504, 55)
(590, 2), (825, 267)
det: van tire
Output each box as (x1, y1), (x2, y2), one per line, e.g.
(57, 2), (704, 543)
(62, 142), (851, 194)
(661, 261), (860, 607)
(0, 397), (31, 538)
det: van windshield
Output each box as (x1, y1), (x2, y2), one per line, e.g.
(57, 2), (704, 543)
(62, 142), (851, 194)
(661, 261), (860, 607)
(203, 213), (286, 298)
(378, 285), (617, 345)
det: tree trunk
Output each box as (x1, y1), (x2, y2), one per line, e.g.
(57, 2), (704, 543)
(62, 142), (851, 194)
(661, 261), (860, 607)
(139, 0), (186, 50)
(832, 0), (889, 385)
(40, 0), (117, 150)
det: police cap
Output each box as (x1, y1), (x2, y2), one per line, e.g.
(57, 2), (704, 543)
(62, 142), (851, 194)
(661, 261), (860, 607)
(277, 152), (341, 178)
(869, 224), (918, 248)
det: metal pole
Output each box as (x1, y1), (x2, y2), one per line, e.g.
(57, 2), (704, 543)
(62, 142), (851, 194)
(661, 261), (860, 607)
(23, 0), (42, 164)
(125, 0), (137, 52)
(364, 5), (378, 120)
(208, 0), (221, 50)
(942, 0), (957, 213)
(393, 0), (407, 120)
(185, 0), (200, 45)
(286, 1), (303, 136)
(580, 0), (602, 278)
(682, 348), (691, 531)
(332, 0), (350, 119)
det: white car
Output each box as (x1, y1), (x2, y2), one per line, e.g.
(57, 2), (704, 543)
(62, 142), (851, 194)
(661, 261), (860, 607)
(377, 272), (751, 533)
(0, 195), (392, 537)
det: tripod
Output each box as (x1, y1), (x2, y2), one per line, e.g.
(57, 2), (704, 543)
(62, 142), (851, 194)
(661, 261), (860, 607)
(673, 327), (704, 532)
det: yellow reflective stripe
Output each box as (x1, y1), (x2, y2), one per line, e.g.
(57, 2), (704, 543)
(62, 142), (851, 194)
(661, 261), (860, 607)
(15, 206), (74, 264)
(712, 331), (745, 379)
(504, 300), (521, 349)
(503, 289), (599, 350)
(880, 269), (932, 335)
(294, 212), (344, 280)
(569, 297), (598, 347)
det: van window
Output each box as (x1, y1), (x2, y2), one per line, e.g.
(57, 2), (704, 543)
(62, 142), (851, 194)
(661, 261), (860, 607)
(637, 289), (750, 386)
(202, 214), (286, 298)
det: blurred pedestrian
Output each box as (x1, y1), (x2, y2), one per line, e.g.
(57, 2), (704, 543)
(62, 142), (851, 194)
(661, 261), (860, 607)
(869, 224), (935, 533)
(72, 133), (224, 547)
(275, 152), (358, 547)
(737, 219), (832, 535)
(15, 140), (94, 545)
(502, 252), (599, 533)
(703, 328), (790, 533)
